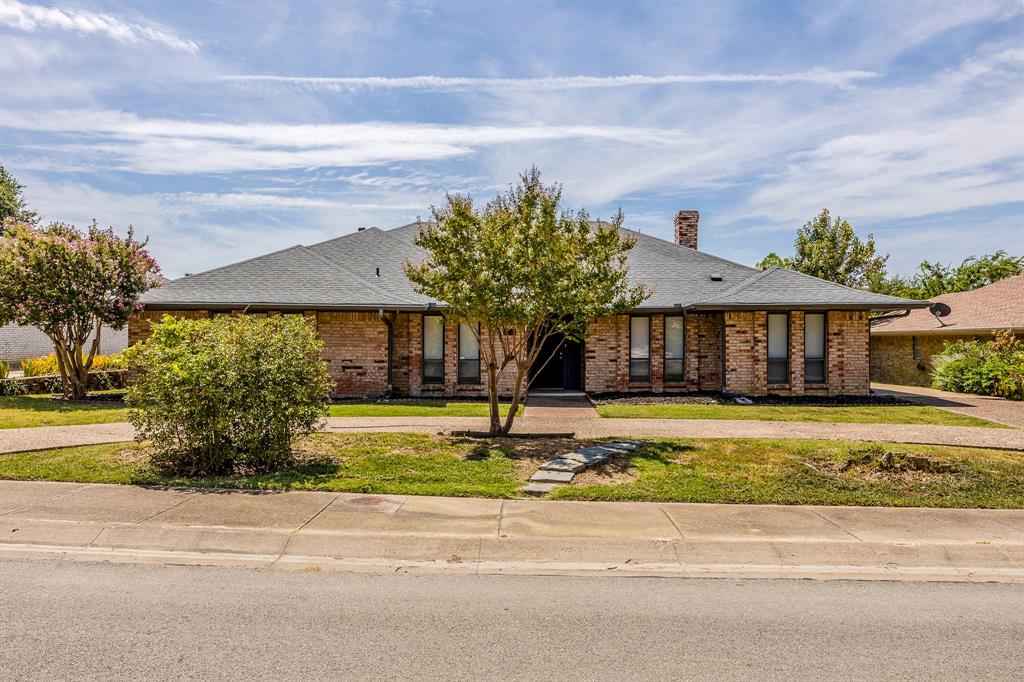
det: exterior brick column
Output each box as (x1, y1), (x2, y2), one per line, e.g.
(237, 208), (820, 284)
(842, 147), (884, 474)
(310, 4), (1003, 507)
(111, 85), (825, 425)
(650, 314), (664, 393)
(789, 311), (805, 395)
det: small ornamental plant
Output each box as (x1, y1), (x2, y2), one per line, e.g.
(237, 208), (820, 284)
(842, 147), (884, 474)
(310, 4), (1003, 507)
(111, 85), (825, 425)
(0, 221), (160, 399)
(126, 314), (331, 476)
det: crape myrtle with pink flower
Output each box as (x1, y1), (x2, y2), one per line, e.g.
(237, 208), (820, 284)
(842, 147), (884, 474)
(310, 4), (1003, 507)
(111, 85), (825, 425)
(0, 220), (161, 400)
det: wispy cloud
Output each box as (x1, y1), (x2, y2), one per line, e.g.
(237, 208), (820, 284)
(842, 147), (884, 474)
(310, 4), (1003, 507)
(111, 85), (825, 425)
(214, 69), (881, 92)
(161, 192), (424, 212)
(1, 108), (682, 173)
(0, 0), (199, 53)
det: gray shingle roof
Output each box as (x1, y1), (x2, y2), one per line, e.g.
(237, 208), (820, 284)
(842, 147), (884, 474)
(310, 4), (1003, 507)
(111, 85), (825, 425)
(142, 223), (927, 311)
(694, 267), (925, 309)
(142, 244), (406, 308)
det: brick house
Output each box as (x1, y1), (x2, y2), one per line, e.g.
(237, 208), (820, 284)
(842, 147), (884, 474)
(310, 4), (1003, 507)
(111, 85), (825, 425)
(870, 274), (1024, 386)
(132, 211), (925, 398)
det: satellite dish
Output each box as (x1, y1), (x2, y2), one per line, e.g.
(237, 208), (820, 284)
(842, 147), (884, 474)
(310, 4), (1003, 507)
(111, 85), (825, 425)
(929, 302), (951, 326)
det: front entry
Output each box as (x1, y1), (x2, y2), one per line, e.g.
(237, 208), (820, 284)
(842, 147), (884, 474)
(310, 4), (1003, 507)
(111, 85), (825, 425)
(529, 332), (582, 390)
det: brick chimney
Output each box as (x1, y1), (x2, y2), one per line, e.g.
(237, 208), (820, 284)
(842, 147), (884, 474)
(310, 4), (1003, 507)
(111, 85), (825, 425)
(674, 210), (699, 249)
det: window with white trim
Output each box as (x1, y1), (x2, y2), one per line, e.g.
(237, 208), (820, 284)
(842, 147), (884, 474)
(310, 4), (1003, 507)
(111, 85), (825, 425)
(664, 316), (684, 382)
(629, 316), (650, 383)
(458, 322), (480, 384)
(767, 313), (789, 384)
(804, 313), (826, 384)
(423, 315), (444, 384)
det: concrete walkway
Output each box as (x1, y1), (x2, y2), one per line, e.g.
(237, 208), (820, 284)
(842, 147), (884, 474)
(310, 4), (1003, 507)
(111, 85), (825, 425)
(1, 480), (1021, 582)
(874, 382), (1024, 429)
(2, 413), (1022, 454)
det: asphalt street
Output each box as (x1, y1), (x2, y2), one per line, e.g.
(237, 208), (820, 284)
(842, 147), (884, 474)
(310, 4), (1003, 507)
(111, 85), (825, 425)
(1, 558), (1021, 680)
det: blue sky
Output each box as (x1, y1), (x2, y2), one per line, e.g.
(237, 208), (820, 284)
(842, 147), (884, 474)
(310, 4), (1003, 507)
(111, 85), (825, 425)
(1, 0), (1022, 278)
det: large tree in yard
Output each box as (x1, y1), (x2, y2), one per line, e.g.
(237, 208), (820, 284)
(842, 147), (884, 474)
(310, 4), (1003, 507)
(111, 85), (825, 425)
(0, 221), (161, 399)
(757, 209), (888, 290)
(405, 167), (649, 435)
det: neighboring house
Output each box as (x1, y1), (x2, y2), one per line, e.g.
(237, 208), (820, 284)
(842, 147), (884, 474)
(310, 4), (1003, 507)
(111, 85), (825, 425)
(0, 324), (127, 369)
(870, 273), (1024, 386)
(133, 211), (925, 398)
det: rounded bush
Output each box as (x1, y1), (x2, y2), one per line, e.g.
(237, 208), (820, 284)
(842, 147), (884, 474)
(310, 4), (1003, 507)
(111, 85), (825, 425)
(126, 314), (331, 476)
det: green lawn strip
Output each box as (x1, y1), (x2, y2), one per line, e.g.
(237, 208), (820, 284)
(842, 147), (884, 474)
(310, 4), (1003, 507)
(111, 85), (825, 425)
(0, 433), (522, 498)
(595, 403), (1002, 428)
(552, 438), (1024, 508)
(328, 401), (519, 418)
(0, 394), (129, 429)
(0, 396), (517, 429)
(2, 433), (1021, 508)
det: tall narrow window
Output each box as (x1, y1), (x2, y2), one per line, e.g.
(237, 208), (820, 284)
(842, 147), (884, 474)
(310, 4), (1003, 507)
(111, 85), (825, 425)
(804, 313), (826, 384)
(664, 316), (684, 383)
(630, 316), (650, 383)
(422, 315), (444, 384)
(458, 322), (480, 384)
(767, 313), (789, 384)
(912, 336), (922, 360)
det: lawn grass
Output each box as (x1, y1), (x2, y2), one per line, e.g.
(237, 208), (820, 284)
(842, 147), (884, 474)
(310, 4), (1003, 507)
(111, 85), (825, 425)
(0, 433), (524, 498)
(552, 438), (1024, 508)
(0, 394), (129, 429)
(0, 396), (513, 429)
(594, 403), (1002, 428)
(1, 433), (1021, 507)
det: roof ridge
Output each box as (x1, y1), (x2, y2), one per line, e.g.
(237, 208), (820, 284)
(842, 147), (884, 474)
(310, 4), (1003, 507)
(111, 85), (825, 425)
(778, 267), (923, 304)
(296, 245), (407, 305)
(619, 227), (758, 273)
(701, 266), (778, 303)
(169, 244), (307, 282)
(305, 226), (384, 249)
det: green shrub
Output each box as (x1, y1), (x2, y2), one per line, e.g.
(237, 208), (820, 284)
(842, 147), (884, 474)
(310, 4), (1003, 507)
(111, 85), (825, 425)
(0, 359), (10, 379)
(126, 314), (331, 476)
(932, 330), (1024, 401)
(0, 377), (25, 396)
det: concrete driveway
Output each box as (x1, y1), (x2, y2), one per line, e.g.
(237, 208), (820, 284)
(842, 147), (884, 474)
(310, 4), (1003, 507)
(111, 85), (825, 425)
(873, 382), (1024, 429)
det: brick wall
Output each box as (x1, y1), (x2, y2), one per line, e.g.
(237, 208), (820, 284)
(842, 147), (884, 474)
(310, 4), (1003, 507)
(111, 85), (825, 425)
(720, 309), (872, 397)
(583, 313), (723, 394)
(317, 311), (389, 397)
(129, 307), (878, 398)
(869, 332), (1006, 387)
(827, 311), (870, 394)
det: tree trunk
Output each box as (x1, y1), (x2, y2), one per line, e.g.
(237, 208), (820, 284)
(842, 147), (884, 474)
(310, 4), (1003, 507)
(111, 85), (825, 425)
(485, 365), (501, 435)
(500, 363), (528, 435)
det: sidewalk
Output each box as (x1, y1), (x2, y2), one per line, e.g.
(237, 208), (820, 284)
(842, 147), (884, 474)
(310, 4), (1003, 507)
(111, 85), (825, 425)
(1, 480), (1021, 582)
(3, 415), (1021, 454)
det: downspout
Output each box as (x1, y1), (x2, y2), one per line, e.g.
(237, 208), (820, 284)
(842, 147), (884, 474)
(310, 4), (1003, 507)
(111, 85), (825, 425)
(378, 309), (393, 397)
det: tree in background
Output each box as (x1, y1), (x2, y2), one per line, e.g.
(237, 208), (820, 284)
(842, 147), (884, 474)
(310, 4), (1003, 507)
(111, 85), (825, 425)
(756, 209), (888, 289)
(756, 209), (1021, 299)
(405, 167), (649, 435)
(0, 166), (38, 232)
(0, 221), (161, 399)
(883, 251), (1024, 300)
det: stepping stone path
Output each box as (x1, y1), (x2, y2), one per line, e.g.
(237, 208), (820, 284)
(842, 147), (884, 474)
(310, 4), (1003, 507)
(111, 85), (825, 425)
(524, 440), (642, 496)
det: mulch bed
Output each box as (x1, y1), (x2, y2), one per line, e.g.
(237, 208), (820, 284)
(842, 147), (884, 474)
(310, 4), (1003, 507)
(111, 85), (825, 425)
(590, 391), (914, 407)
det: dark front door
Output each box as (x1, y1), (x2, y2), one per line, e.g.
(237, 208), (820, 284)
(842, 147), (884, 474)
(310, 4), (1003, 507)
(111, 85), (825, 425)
(530, 333), (582, 390)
